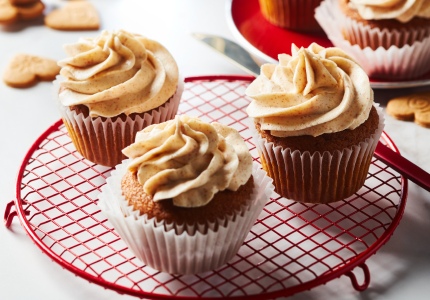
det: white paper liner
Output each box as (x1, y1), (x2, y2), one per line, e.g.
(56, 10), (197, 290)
(54, 76), (184, 167)
(251, 105), (385, 204)
(315, 0), (430, 79)
(97, 161), (274, 275)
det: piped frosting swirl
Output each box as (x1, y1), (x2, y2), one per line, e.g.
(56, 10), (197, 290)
(348, 0), (430, 23)
(122, 115), (253, 208)
(246, 43), (373, 137)
(58, 30), (179, 117)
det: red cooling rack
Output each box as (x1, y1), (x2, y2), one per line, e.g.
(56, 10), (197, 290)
(4, 75), (407, 299)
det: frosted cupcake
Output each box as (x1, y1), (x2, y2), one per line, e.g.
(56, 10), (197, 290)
(246, 43), (384, 204)
(97, 115), (274, 274)
(338, 0), (430, 49)
(56, 30), (183, 167)
(315, 0), (430, 79)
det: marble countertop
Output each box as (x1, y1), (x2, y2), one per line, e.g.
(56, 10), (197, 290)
(1, 1), (429, 299)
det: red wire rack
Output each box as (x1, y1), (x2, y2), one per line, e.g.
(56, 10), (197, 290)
(4, 75), (407, 299)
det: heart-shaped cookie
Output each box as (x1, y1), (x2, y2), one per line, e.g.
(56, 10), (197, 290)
(0, 0), (44, 24)
(44, 0), (99, 31)
(386, 91), (430, 128)
(3, 54), (60, 88)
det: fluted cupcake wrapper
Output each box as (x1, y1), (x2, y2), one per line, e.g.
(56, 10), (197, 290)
(259, 0), (322, 32)
(251, 105), (384, 204)
(54, 77), (184, 167)
(315, 0), (430, 79)
(97, 160), (274, 275)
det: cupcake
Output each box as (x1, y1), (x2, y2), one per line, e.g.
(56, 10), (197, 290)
(246, 43), (384, 204)
(258, 0), (323, 32)
(315, 0), (430, 79)
(97, 115), (274, 274)
(55, 30), (183, 167)
(338, 0), (430, 50)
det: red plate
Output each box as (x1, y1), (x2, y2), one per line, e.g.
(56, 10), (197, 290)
(4, 76), (407, 299)
(226, 0), (430, 89)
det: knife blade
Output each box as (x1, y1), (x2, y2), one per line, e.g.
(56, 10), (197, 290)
(192, 33), (261, 76)
(193, 33), (430, 193)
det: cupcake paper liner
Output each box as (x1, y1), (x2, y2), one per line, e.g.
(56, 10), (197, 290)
(97, 160), (274, 275)
(54, 76), (184, 167)
(259, 0), (322, 32)
(252, 105), (385, 204)
(315, 0), (430, 79)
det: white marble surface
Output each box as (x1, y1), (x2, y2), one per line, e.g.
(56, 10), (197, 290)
(1, 1), (429, 299)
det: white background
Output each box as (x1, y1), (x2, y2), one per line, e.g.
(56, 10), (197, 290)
(1, 1), (429, 299)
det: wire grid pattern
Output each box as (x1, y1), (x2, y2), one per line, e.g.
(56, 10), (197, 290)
(16, 77), (404, 299)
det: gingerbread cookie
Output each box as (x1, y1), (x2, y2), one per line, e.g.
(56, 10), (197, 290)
(386, 91), (430, 128)
(3, 54), (60, 88)
(44, 0), (99, 31)
(0, 0), (44, 25)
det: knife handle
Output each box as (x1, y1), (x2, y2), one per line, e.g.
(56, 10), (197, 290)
(374, 142), (430, 193)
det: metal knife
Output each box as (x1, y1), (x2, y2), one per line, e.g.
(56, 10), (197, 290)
(192, 32), (430, 192)
(192, 33), (261, 76)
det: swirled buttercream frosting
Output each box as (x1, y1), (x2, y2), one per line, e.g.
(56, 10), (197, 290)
(246, 43), (373, 137)
(122, 115), (253, 208)
(58, 29), (179, 117)
(348, 0), (430, 22)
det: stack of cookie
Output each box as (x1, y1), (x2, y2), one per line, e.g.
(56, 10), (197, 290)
(387, 92), (430, 128)
(1, 0), (100, 30)
(0, 0), (44, 25)
(2, 0), (101, 88)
